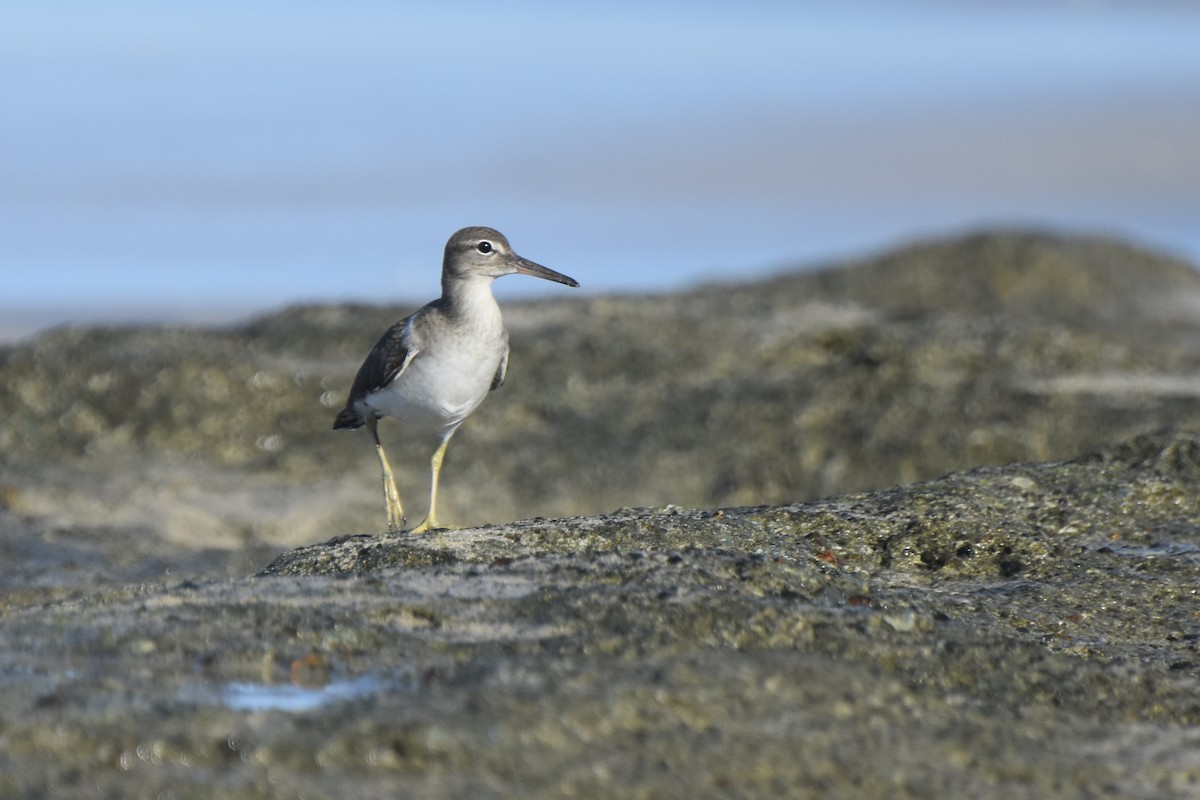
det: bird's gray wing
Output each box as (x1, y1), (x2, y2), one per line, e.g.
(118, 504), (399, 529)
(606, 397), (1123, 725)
(351, 314), (421, 400)
(332, 314), (422, 430)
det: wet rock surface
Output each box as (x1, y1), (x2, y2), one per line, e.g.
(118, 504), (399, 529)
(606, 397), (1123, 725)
(2, 230), (1200, 796)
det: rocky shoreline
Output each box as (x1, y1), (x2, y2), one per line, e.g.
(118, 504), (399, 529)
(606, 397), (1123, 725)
(2, 230), (1200, 796)
(0, 432), (1198, 797)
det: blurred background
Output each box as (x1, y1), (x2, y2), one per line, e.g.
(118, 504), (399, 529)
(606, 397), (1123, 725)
(2, 0), (1199, 341)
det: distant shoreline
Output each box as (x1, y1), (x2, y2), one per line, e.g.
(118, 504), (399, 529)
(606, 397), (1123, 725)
(0, 303), (266, 344)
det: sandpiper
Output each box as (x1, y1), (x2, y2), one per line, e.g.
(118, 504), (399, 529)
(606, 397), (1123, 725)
(333, 226), (579, 532)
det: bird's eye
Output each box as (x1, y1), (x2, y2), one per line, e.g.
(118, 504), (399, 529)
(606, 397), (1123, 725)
(476, 241), (493, 254)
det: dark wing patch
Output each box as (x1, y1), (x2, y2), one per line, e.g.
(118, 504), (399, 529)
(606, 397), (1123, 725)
(332, 406), (364, 430)
(332, 315), (420, 428)
(490, 341), (510, 391)
(351, 317), (419, 399)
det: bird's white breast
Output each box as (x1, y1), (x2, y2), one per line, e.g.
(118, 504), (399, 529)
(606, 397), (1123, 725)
(364, 295), (507, 436)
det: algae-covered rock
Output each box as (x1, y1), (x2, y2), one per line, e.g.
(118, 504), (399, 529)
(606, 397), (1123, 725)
(1, 432), (1200, 798)
(2, 230), (1200, 797)
(3, 229), (1200, 567)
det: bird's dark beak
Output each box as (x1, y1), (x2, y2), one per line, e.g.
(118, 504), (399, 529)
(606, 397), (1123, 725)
(514, 256), (579, 288)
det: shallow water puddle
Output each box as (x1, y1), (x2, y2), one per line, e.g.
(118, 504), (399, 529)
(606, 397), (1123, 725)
(1096, 540), (1200, 563)
(217, 675), (383, 713)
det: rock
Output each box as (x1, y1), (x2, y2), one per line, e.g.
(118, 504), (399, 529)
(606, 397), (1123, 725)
(1, 431), (1200, 797)
(4, 230), (1200, 570)
(2, 230), (1200, 796)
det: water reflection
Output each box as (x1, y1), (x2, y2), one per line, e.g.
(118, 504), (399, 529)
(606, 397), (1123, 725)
(219, 674), (382, 713)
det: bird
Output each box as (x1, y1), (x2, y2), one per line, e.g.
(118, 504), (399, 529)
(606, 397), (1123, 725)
(332, 226), (579, 533)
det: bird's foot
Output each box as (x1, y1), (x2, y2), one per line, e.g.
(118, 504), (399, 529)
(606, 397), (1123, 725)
(384, 495), (406, 532)
(409, 516), (454, 534)
(383, 485), (405, 533)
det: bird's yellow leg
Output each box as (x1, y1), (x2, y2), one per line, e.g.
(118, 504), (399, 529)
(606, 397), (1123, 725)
(377, 444), (406, 532)
(411, 435), (454, 533)
(368, 417), (405, 532)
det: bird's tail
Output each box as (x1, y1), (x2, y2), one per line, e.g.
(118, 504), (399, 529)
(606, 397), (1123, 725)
(332, 407), (364, 431)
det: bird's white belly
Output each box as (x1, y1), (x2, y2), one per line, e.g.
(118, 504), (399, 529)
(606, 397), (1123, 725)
(367, 346), (500, 434)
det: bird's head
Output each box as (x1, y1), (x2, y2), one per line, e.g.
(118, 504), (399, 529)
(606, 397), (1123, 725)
(442, 227), (579, 288)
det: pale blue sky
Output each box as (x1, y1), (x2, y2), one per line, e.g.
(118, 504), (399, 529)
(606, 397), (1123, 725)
(2, 1), (1199, 338)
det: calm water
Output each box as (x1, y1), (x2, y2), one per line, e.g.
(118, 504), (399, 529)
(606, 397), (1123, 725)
(2, 1), (1199, 339)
